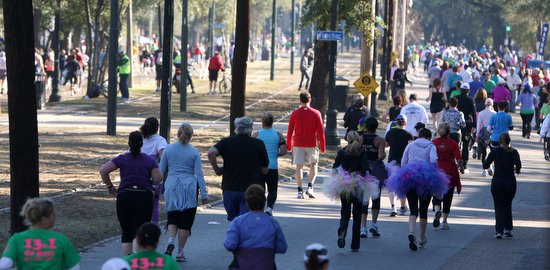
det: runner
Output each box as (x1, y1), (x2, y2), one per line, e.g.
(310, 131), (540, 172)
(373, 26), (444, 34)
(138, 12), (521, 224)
(124, 223), (179, 270)
(0, 198), (82, 270)
(476, 98), (496, 176)
(515, 84), (539, 139)
(441, 97), (466, 144)
(426, 78), (447, 131)
(252, 112), (287, 216)
(401, 93), (429, 138)
(432, 122), (465, 230)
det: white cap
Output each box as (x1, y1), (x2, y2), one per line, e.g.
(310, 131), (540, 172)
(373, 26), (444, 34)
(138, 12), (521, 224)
(304, 243), (328, 263)
(485, 98), (494, 105)
(101, 258), (131, 270)
(498, 77), (505, 85)
(460, 83), (470, 90)
(474, 73), (481, 79)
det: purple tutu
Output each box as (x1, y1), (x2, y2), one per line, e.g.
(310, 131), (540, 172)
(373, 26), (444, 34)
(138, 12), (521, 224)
(385, 161), (450, 199)
(322, 166), (380, 204)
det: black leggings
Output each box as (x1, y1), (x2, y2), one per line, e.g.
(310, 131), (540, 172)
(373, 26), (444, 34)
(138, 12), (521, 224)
(479, 141), (489, 166)
(116, 191), (153, 243)
(260, 169), (279, 208)
(520, 113), (534, 137)
(406, 189), (432, 219)
(432, 186), (455, 214)
(491, 183), (516, 234)
(361, 186), (381, 214)
(338, 195), (362, 250)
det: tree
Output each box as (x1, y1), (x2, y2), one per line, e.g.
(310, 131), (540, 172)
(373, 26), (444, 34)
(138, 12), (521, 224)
(300, 0), (382, 118)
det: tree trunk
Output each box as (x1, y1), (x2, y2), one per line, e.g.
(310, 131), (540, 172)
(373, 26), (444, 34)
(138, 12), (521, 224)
(4, 0), (40, 234)
(491, 12), (505, 52)
(230, 0), (250, 135)
(33, 7), (42, 49)
(310, 40), (331, 120)
(84, 0), (94, 96)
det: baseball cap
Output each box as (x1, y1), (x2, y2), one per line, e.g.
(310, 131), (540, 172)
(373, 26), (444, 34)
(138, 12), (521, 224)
(395, 114), (407, 124)
(460, 83), (470, 90)
(510, 66), (516, 71)
(118, 50), (124, 54)
(304, 243), (328, 263)
(498, 78), (505, 85)
(474, 73), (481, 79)
(485, 98), (494, 106)
(101, 258), (131, 270)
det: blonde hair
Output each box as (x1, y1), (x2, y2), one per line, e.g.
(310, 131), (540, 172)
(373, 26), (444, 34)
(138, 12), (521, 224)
(344, 131), (361, 157)
(20, 197), (55, 226)
(397, 90), (409, 105)
(437, 122), (451, 137)
(177, 123), (193, 144)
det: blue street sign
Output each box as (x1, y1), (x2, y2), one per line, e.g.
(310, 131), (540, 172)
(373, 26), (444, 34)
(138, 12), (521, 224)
(316, 31), (344, 41)
(539, 23), (549, 56)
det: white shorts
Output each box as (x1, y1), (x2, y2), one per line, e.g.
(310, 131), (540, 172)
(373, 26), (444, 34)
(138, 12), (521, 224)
(292, 147), (319, 165)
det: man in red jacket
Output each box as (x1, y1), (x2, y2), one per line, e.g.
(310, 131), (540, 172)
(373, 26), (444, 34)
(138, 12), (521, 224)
(208, 51), (225, 95)
(287, 91), (326, 199)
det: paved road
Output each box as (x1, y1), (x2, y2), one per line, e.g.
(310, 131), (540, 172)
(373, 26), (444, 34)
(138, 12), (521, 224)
(73, 71), (550, 269)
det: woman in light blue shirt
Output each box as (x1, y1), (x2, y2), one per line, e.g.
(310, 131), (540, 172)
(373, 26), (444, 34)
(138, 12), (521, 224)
(515, 84), (539, 139)
(252, 112), (287, 216)
(159, 123), (208, 262)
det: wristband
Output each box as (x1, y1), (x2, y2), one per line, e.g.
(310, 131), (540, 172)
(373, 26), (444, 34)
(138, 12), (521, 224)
(106, 184), (114, 189)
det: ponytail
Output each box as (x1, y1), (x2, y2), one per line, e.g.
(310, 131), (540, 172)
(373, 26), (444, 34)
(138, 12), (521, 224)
(140, 117), (159, 139)
(344, 131), (361, 157)
(128, 131), (143, 157)
(499, 133), (513, 152)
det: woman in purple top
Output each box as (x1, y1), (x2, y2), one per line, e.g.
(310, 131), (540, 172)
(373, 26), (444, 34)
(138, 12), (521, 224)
(100, 131), (163, 256)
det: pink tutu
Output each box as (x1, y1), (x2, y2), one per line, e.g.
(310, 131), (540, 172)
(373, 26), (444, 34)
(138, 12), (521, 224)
(322, 166), (380, 204)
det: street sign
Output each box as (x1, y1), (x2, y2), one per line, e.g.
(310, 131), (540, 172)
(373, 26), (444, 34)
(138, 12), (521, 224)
(316, 31), (344, 41)
(353, 71), (379, 97)
(212, 23), (226, 29)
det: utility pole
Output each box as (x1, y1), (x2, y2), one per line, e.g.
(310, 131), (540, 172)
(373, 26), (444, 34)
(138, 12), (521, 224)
(180, 0), (188, 111)
(127, 2), (134, 88)
(290, 0), (295, 74)
(48, 0), (62, 102)
(270, 0), (277, 81)
(210, 4), (215, 58)
(160, 0), (174, 142)
(158, 3), (163, 47)
(4, 0), (40, 233)
(399, 0), (406, 61)
(230, 0), (251, 135)
(107, 0), (119, 135)
(370, 0), (380, 117)
(325, 0), (340, 147)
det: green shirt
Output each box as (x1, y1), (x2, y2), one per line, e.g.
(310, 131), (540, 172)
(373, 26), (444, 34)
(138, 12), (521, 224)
(483, 80), (496, 94)
(450, 89), (462, 99)
(541, 104), (550, 118)
(2, 229), (81, 270)
(124, 250), (179, 270)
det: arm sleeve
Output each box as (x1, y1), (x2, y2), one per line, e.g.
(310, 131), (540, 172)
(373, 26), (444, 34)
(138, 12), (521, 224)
(258, 140), (270, 168)
(67, 263), (81, 270)
(422, 107), (429, 124)
(62, 236), (82, 269)
(459, 112), (466, 128)
(514, 150), (522, 171)
(360, 152), (372, 175)
(453, 142), (462, 161)
(470, 99), (477, 124)
(401, 145), (410, 167)
(224, 219), (240, 251)
(273, 220), (288, 254)
(159, 148), (168, 175)
(483, 150), (494, 169)
(287, 115), (295, 152)
(429, 144), (438, 165)
(317, 113), (326, 153)
(476, 113), (482, 137)
(515, 94), (522, 106)
(195, 150), (208, 199)
(333, 152), (342, 169)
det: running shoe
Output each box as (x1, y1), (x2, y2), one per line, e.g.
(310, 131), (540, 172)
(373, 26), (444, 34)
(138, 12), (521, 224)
(338, 236), (345, 248)
(433, 210), (442, 228)
(164, 243), (174, 256)
(418, 236), (427, 248)
(297, 192), (304, 199)
(306, 187), (316, 198)
(441, 222), (449, 230)
(360, 227), (368, 238)
(390, 206), (397, 217)
(370, 223), (380, 237)
(464, 168), (470, 174)
(408, 233), (418, 251)
(495, 233), (503, 239)
(504, 230), (513, 237)
(265, 207), (273, 216)
(482, 170), (487, 177)
(399, 207), (406, 216)
(176, 251), (187, 262)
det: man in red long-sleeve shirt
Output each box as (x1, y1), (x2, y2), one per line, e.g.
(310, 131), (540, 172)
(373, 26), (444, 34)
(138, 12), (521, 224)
(208, 51), (225, 95)
(287, 91), (326, 199)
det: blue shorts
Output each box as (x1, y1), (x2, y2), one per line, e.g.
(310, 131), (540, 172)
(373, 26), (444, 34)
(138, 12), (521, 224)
(223, 191), (249, 222)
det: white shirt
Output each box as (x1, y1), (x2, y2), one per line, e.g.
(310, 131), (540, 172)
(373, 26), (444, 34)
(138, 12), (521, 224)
(459, 68), (472, 83)
(141, 134), (167, 160)
(476, 106), (496, 137)
(506, 73), (522, 89)
(540, 116), (550, 139)
(401, 101), (429, 137)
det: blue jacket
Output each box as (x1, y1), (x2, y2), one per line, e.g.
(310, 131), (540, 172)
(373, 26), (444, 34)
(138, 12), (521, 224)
(515, 92), (538, 112)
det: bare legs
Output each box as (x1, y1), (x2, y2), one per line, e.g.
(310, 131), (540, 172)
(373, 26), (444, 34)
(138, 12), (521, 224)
(168, 224), (190, 250)
(209, 80), (218, 94)
(432, 112), (442, 131)
(295, 162), (318, 188)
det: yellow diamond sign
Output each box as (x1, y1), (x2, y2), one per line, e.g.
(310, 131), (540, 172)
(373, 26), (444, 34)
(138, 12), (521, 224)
(353, 71), (379, 97)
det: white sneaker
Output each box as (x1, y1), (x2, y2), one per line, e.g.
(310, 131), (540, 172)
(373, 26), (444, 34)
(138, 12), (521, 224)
(305, 187), (316, 198)
(390, 206), (397, 217)
(297, 191), (304, 199)
(176, 251), (187, 262)
(265, 207), (273, 216)
(370, 223), (380, 237)
(441, 222), (450, 230)
(360, 227), (368, 238)
(482, 170), (487, 177)
(464, 169), (470, 174)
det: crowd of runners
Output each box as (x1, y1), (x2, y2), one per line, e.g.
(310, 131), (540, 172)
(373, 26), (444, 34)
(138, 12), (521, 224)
(0, 40), (548, 269)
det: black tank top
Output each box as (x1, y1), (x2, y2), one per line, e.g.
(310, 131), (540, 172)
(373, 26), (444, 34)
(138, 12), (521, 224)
(389, 106), (402, 121)
(361, 134), (379, 161)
